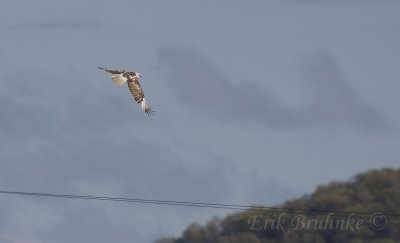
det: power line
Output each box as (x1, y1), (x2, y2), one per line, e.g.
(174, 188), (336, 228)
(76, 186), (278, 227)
(0, 190), (399, 221)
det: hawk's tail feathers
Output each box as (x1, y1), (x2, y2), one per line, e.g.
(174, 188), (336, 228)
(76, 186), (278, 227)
(140, 98), (155, 115)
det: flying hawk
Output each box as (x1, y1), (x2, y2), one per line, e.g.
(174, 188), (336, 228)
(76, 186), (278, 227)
(98, 66), (154, 115)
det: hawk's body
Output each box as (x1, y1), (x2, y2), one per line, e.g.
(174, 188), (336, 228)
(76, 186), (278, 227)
(98, 67), (154, 115)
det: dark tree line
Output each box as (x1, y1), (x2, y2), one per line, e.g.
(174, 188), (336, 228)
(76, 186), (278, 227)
(155, 168), (400, 243)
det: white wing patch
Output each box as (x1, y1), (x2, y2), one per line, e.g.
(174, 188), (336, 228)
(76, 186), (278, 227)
(111, 74), (127, 86)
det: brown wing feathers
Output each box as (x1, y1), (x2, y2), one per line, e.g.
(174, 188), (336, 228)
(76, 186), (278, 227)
(97, 66), (124, 74)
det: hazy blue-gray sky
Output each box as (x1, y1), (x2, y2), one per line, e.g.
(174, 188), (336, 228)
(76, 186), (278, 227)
(0, 0), (399, 242)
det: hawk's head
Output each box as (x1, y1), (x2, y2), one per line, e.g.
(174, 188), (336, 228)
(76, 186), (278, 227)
(127, 72), (142, 80)
(129, 72), (142, 79)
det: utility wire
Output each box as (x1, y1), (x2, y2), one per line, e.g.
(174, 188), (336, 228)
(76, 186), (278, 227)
(0, 190), (399, 221)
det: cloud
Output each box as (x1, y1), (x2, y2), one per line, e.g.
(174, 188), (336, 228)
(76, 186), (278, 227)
(157, 47), (296, 127)
(0, 63), (298, 243)
(299, 51), (389, 130)
(7, 19), (102, 31)
(0, 65), (221, 195)
(158, 47), (388, 130)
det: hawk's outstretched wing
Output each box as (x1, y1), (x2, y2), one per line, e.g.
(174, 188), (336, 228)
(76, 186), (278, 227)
(98, 66), (127, 86)
(127, 78), (154, 115)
